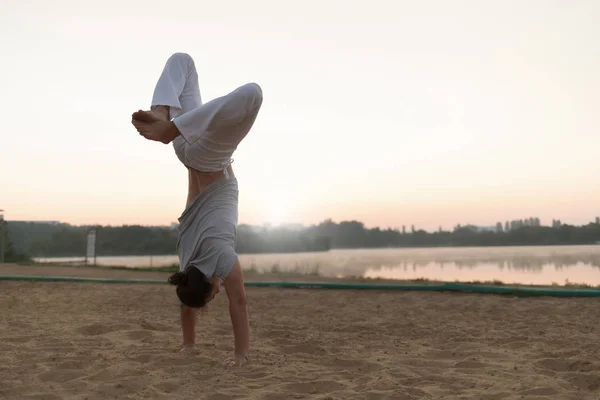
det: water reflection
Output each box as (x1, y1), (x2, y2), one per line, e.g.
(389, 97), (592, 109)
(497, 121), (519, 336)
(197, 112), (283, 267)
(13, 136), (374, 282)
(374, 255), (600, 272)
(34, 245), (600, 286)
(362, 261), (600, 286)
(240, 246), (600, 286)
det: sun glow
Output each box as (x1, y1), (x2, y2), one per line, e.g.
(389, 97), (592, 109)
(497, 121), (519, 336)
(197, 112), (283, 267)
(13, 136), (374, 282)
(265, 189), (289, 226)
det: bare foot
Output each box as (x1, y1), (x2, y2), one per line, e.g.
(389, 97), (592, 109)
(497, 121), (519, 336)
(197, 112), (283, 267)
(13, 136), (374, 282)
(131, 108), (180, 144)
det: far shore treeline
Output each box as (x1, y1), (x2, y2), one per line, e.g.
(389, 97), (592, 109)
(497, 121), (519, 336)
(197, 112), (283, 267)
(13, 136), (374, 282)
(2, 217), (600, 260)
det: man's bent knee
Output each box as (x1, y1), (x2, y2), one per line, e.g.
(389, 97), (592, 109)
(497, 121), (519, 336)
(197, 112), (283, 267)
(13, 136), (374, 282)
(168, 52), (195, 67)
(244, 82), (263, 104)
(170, 52), (192, 60)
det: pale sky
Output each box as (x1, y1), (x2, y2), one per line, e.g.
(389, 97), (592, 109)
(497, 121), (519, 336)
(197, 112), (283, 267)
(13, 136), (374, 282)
(1, 0), (599, 231)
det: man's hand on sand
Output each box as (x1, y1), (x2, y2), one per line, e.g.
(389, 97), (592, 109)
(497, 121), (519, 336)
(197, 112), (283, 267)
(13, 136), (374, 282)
(180, 344), (196, 355)
(131, 108), (180, 144)
(222, 353), (248, 368)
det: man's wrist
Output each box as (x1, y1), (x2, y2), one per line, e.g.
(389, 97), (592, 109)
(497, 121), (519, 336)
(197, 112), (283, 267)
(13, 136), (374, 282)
(235, 349), (249, 357)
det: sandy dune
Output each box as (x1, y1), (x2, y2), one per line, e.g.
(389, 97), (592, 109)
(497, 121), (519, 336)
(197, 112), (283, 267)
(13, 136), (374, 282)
(1, 265), (600, 399)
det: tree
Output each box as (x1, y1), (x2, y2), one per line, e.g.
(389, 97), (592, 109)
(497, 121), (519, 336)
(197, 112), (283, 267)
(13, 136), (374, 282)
(7, 216), (600, 257)
(1, 220), (30, 263)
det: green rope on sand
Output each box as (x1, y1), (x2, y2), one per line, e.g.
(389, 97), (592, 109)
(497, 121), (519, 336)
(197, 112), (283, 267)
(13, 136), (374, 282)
(2, 275), (600, 297)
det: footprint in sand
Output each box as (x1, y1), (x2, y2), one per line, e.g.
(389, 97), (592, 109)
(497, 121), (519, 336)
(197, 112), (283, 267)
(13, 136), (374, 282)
(37, 370), (86, 383)
(562, 373), (600, 391)
(3, 336), (34, 344)
(453, 360), (488, 369)
(75, 323), (118, 336)
(153, 381), (179, 394)
(124, 330), (154, 340)
(85, 365), (147, 383)
(205, 394), (241, 400)
(20, 394), (62, 400)
(151, 355), (212, 367)
(281, 343), (329, 356)
(237, 368), (271, 380)
(534, 358), (600, 373)
(56, 360), (85, 370)
(285, 380), (348, 395)
(131, 353), (154, 364)
(518, 387), (559, 396)
(140, 321), (173, 332)
(325, 357), (381, 373)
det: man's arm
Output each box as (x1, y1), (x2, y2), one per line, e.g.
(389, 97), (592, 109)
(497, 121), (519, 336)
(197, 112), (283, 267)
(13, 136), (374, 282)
(224, 259), (250, 362)
(180, 304), (197, 352)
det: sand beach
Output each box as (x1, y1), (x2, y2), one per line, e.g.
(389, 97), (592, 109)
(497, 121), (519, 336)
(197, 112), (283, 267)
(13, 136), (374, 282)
(1, 264), (599, 399)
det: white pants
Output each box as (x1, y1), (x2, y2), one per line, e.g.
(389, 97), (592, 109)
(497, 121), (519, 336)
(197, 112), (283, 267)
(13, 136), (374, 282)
(150, 53), (263, 177)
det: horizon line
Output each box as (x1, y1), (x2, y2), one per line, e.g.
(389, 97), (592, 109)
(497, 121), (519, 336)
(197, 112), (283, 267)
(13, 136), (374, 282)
(5, 215), (600, 232)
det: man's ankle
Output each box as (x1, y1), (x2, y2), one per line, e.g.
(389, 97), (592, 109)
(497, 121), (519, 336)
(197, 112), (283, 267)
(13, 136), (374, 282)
(152, 105), (170, 120)
(165, 121), (181, 143)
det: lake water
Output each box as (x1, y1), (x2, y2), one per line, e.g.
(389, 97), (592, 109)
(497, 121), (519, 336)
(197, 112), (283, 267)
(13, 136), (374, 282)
(34, 245), (600, 286)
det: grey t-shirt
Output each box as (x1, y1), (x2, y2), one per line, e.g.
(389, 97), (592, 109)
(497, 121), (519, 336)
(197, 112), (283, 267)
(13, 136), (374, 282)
(176, 175), (239, 280)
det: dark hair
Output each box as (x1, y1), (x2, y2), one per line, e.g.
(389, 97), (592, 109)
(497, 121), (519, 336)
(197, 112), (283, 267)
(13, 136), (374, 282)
(168, 267), (213, 308)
